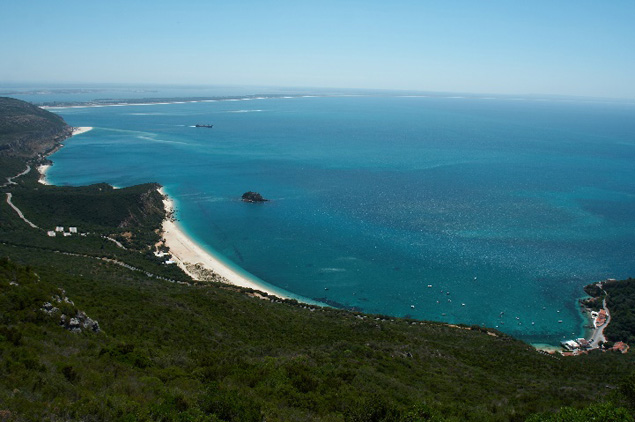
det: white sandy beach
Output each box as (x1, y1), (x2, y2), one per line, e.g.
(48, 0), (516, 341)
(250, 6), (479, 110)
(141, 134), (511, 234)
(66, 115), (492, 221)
(38, 127), (93, 185)
(532, 344), (563, 354)
(37, 164), (51, 185)
(159, 188), (292, 300)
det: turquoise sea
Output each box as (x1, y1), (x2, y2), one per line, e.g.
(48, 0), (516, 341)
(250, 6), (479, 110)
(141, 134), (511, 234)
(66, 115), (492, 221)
(30, 92), (635, 345)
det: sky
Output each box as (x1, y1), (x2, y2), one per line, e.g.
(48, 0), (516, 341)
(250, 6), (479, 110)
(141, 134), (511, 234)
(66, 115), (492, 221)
(1, 0), (634, 98)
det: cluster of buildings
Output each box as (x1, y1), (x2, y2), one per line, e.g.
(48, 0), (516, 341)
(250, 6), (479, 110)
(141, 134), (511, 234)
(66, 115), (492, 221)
(561, 338), (592, 354)
(591, 309), (607, 327)
(560, 336), (629, 357)
(154, 250), (175, 265)
(46, 226), (84, 237)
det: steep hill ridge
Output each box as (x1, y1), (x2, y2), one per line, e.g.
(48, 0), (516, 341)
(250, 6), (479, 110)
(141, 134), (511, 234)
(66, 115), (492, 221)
(0, 97), (71, 157)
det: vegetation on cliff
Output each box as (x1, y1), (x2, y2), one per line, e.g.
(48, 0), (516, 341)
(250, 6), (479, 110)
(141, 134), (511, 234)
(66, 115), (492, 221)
(0, 97), (70, 179)
(2, 249), (635, 421)
(585, 278), (635, 344)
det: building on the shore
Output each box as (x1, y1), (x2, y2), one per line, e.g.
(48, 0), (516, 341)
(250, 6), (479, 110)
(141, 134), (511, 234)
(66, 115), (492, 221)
(47, 231), (56, 237)
(55, 226), (64, 232)
(612, 342), (630, 354)
(576, 338), (591, 349)
(595, 309), (607, 327)
(561, 340), (580, 351)
(69, 227), (78, 233)
(561, 338), (592, 353)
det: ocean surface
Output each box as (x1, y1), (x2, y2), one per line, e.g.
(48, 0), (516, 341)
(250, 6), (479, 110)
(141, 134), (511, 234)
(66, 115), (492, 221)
(35, 91), (635, 345)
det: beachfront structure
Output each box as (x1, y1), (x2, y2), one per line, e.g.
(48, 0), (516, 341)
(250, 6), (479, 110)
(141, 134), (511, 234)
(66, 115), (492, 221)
(561, 340), (580, 351)
(595, 310), (607, 328)
(612, 342), (630, 354)
(576, 338), (591, 349)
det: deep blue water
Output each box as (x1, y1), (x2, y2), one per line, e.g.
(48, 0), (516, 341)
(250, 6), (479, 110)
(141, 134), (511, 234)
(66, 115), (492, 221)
(44, 95), (635, 345)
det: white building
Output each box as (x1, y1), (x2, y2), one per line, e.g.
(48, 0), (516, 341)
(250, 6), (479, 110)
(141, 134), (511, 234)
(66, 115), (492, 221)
(561, 340), (581, 351)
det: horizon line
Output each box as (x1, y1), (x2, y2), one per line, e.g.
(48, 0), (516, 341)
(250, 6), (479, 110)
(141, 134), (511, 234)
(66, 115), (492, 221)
(1, 81), (634, 103)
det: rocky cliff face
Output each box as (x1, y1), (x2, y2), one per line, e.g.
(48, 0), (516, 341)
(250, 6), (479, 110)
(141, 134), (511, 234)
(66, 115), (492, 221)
(0, 96), (71, 158)
(119, 184), (165, 229)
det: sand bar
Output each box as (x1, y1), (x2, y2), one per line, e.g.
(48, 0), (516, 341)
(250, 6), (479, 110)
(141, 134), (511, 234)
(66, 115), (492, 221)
(72, 126), (94, 136)
(159, 188), (312, 302)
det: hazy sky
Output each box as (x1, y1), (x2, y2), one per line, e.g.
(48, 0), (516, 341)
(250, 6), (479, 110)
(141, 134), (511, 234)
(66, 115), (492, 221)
(2, 0), (634, 98)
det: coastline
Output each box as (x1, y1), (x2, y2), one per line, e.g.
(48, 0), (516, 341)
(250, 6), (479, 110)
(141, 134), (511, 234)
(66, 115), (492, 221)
(38, 127), (93, 185)
(34, 122), (315, 304)
(36, 106), (616, 350)
(159, 188), (311, 303)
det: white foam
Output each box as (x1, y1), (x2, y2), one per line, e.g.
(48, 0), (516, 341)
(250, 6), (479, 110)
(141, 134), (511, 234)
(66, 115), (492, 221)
(126, 112), (169, 116)
(228, 109), (263, 113)
(319, 267), (347, 273)
(137, 135), (187, 145)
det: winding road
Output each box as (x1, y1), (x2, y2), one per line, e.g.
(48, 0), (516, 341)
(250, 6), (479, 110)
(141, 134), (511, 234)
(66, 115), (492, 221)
(589, 296), (611, 348)
(5, 192), (39, 229)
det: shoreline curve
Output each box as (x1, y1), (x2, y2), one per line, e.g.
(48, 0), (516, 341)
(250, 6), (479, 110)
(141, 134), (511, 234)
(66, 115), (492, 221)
(159, 188), (320, 305)
(35, 124), (320, 305)
(38, 127), (93, 185)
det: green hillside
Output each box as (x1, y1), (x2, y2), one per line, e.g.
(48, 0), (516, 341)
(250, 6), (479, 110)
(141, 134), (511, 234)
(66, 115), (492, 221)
(0, 97), (69, 151)
(585, 278), (635, 344)
(0, 97), (71, 180)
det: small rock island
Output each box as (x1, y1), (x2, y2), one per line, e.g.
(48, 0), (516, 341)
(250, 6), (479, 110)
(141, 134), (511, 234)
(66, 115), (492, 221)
(242, 191), (268, 203)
